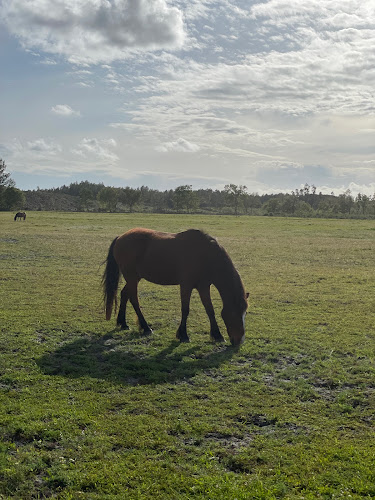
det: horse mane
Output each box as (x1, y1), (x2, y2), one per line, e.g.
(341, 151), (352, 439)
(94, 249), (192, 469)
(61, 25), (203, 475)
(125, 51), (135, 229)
(196, 230), (246, 307)
(218, 248), (246, 304)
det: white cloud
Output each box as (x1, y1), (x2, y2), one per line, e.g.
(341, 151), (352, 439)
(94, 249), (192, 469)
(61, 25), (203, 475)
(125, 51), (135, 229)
(315, 182), (375, 197)
(72, 138), (118, 162)
(176, 0), (250, 22)
(75, 82), (93, 88)
(51, 104), (81, 117)
(2, 0), (375, 195)
(115, 0), (375, 179)
(26, 138), (62, 155)
(39, 58), (57, 65)
(1, 0), (185, 64)
(156, 138), (200, 153)
(0, 138), (64, 175)
(2, 137), (119, 176)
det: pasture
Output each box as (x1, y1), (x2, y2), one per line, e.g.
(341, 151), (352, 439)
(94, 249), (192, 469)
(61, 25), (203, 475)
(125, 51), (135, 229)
(0, 212), (374, 499)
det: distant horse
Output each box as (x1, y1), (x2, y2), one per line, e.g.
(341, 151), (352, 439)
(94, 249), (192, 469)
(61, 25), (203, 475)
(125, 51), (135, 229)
(14, 212), (26, 221)
(103, 228), (249, 346)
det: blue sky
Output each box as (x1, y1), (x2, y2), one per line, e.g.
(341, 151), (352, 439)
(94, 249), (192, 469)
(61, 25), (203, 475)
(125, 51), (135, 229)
(0, 0), (374, 195)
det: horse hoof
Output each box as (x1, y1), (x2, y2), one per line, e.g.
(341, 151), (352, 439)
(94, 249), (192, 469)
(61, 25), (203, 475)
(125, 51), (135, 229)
(210, 333), (225, 343)
(144, 328), (153, 335)
(212, 337), (225, 343)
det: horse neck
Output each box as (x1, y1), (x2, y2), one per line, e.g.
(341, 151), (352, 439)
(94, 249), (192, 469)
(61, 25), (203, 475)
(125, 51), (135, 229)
(211, 255), (243, 307)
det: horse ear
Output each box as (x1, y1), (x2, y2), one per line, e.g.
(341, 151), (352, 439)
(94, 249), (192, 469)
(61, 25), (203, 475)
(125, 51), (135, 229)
(246, 292), (249, 299)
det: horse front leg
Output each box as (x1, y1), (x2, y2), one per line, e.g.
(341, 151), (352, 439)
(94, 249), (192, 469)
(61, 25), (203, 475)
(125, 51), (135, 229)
(117, 284), (129, 330)
(176, 285), (192, 343)
(128, 279), (153, 334)
(197, 285), (225, 342)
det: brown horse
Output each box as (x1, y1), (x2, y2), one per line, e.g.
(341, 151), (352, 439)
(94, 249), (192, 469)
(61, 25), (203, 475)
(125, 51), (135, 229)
(102, 228), (249, 346)
(14, 212), (26, 221)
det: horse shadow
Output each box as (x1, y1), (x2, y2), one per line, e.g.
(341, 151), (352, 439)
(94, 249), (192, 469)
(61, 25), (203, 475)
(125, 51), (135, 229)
(37, 331), (238, 386)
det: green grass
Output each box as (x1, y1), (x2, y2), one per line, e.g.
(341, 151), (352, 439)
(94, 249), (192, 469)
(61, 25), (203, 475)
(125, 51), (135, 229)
(1, 212), (375, 499)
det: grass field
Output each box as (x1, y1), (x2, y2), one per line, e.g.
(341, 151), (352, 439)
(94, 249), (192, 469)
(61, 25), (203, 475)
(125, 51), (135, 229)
(1, 212), (375, 499)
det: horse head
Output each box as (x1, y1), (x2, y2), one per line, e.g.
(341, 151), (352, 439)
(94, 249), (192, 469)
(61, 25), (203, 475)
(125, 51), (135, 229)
(221, 292), (249, 346)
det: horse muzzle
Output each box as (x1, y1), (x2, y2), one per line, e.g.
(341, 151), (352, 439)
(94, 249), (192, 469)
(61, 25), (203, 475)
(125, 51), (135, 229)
(230, 334), (245, 347)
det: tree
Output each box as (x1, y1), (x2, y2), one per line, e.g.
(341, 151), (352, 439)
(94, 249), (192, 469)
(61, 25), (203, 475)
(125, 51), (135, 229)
(224, 184), (247, 215)
(243, 193), (261, 215)
(0, 158), (14, 190)
(1, 186), (25, 210)
(295, 200), (314, 217)
(370, 194), (375, 216)
(262, 197), (281, 215)
(97, 187), (118, 212)
(79, 187), (94, 211)
(173, 185), (196, 212)
(337, 190), (354, 215)
(356, 193), (370, 215)
(280, 193), (298, 214)
(118, 187), (141, 212)
(0, 158), (17, 210)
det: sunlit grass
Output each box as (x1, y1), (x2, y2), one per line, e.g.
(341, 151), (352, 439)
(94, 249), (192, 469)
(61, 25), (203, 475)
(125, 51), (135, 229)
(1, 212), (375, 498)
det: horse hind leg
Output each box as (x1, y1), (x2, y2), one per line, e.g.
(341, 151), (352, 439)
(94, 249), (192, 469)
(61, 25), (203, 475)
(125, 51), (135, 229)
(117, 284), (129, 330)
(197, 285), (225, 343)
(128, 279), (153, 334)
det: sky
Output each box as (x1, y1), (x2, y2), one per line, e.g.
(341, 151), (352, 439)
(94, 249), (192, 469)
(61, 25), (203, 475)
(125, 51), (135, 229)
(0, 0), (374, 195)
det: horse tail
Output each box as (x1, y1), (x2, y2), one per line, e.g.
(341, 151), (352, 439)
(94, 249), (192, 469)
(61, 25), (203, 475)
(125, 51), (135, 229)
(14, 214), (17, 221)
(102, 237), (120, 320)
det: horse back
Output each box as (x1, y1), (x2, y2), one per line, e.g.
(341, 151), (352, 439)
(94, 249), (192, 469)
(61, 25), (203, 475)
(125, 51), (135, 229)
(113, 228), (219, 286)
(113, 228), (177, 284)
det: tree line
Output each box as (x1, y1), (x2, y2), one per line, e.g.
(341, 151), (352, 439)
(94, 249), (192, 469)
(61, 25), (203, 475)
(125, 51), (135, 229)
(1, 159), (374, 218)
(23, 182), (375, 218)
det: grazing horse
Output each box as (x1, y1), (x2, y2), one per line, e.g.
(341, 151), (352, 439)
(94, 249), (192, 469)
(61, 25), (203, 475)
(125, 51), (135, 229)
(14, 212), (26, 221)
(103, 228), (249, 346)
